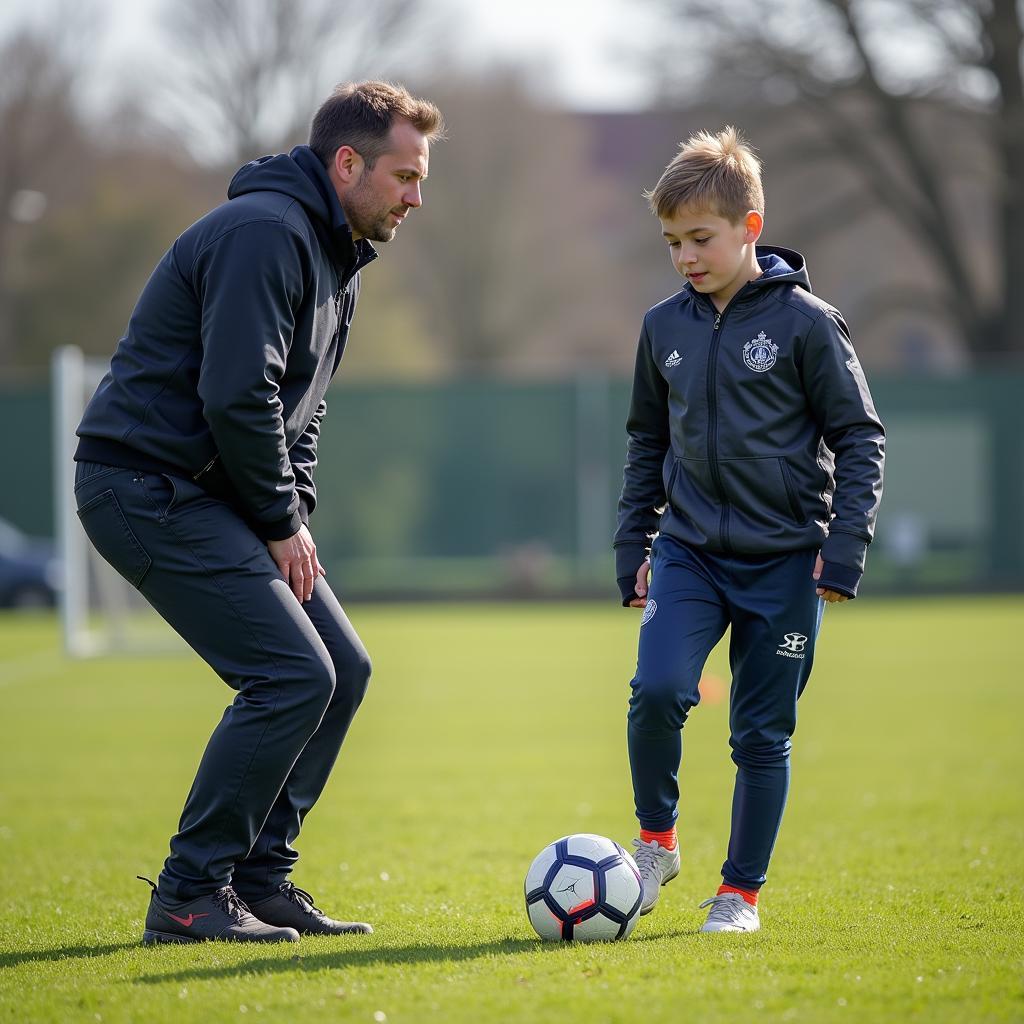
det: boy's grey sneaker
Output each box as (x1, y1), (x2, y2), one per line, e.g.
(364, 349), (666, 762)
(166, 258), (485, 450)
(138, 877), (300, 944)
(631, 838), (680, 915)
(698, 892), (761, 932)
(244, 882), (373, 936)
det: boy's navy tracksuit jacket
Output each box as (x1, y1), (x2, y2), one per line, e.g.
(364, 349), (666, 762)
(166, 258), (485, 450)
(614, 247), (885, 601)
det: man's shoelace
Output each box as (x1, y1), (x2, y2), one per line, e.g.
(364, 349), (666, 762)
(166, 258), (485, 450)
(631, 838), (666, 879)
(279, 882), (324, 916)
(212, 886), (251, 919)
(698, 893), (754, 925)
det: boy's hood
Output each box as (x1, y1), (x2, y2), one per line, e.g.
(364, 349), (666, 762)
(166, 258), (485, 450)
(748, 244), (810, 291)
(680, 244), (810, 306)
(679, 244), (812, 309)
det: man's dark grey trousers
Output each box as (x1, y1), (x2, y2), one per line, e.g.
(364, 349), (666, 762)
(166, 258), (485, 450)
(74, 461), (371, 902)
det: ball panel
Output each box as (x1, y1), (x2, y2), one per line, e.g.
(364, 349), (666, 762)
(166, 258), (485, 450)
(527, 898), (564, 941)
(565, 833), (619, 861)
(601, 859), (643, 915)
(547, 864), (596, 915)
(570, 911), (623, 943)
(524, 842), (560, 896)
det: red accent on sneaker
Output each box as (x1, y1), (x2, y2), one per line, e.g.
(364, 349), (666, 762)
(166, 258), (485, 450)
(717, 884), (758, 906)
(639, 827), (677, 851)
(167, 912), (211, 927)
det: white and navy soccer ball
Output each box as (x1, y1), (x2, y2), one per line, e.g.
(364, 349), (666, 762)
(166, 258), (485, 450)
(524, 833), (643, 942)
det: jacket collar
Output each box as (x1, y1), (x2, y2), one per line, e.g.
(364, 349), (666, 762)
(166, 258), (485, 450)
(290, 145), (377, 277)
(685, 244), (810, 314)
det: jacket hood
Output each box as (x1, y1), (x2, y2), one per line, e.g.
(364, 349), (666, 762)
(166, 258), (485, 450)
(227, 145), (372, 270)
(749, 245), (810, 292)
(228, 147), (330, 216)
(682, 244), (811, 308)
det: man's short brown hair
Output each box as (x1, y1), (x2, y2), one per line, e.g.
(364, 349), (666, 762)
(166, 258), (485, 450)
(645, 126), (763, 224)
(309, 80), (446, 168)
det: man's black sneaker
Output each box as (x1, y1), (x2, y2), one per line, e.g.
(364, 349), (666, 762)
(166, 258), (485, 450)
(243, 882), (373, 935)
(138, 876), (300, 944)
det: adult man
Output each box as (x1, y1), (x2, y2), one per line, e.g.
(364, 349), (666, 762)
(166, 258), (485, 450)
(74, 81), (445, 944)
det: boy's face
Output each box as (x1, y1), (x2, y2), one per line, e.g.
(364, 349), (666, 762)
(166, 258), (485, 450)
(659, 206), (763, 309)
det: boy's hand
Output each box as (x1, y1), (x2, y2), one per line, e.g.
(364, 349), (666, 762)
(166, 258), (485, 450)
(629, 558), (651, 608)
(813, 553), (849, 603)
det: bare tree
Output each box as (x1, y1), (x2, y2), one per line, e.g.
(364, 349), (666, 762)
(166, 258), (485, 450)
(157, 0), (435, 165)
(644, 0), (1024, 357)
(385, 76), (639, 375)
(0, 13), (92, 366)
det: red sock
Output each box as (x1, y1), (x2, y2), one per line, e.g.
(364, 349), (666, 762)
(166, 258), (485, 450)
(639, 827), (677, 851)
(718, 883), (758, 906)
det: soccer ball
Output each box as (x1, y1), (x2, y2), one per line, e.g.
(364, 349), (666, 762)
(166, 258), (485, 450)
(524, 833), (643, 942)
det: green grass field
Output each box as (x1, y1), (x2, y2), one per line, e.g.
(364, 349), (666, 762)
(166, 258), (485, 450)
(1, 598), (1022, 1023)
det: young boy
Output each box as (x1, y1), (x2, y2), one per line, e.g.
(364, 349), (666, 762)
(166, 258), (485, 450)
(614, 127), (884, 932)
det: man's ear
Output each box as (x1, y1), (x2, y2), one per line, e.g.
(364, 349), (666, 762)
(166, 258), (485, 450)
(333, 145), (363, 186)
(744, 210), (764, 244)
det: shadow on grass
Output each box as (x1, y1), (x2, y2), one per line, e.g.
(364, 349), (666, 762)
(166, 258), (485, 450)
(133, 936), (540, 985)
(132, 927), (707, 986)
(0, 942), (137, 968)
(1, 927), (702, 976)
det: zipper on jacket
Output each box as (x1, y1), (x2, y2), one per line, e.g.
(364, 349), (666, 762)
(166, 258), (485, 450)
(333, 246), (375, 338)
(192, 454), (219, 481)
(705, 309), (732, 553)
(332, 287), (344, 342)
(338, 245), (376, 293)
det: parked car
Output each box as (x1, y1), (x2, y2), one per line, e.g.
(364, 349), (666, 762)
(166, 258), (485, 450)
(0, 516), (60, 609)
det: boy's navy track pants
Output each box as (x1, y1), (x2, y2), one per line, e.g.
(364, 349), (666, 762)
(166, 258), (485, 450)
(627, 533), (824, 891)
(74, 461), (371, 903)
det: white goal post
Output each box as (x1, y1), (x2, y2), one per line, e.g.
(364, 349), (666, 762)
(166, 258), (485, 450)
(53, 346), (181, 657)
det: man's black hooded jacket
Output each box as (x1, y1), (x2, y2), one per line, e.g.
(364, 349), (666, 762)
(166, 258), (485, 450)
(75, 145), (376, 540)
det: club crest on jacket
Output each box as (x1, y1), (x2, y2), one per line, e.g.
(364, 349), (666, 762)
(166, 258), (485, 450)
(743, 332), (779, 373)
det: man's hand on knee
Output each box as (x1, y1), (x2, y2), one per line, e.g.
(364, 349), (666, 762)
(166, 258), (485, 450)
(268, 525), (324, 603)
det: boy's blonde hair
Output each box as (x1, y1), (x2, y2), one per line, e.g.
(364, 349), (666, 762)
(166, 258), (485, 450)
(645, 126), (763, 224)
